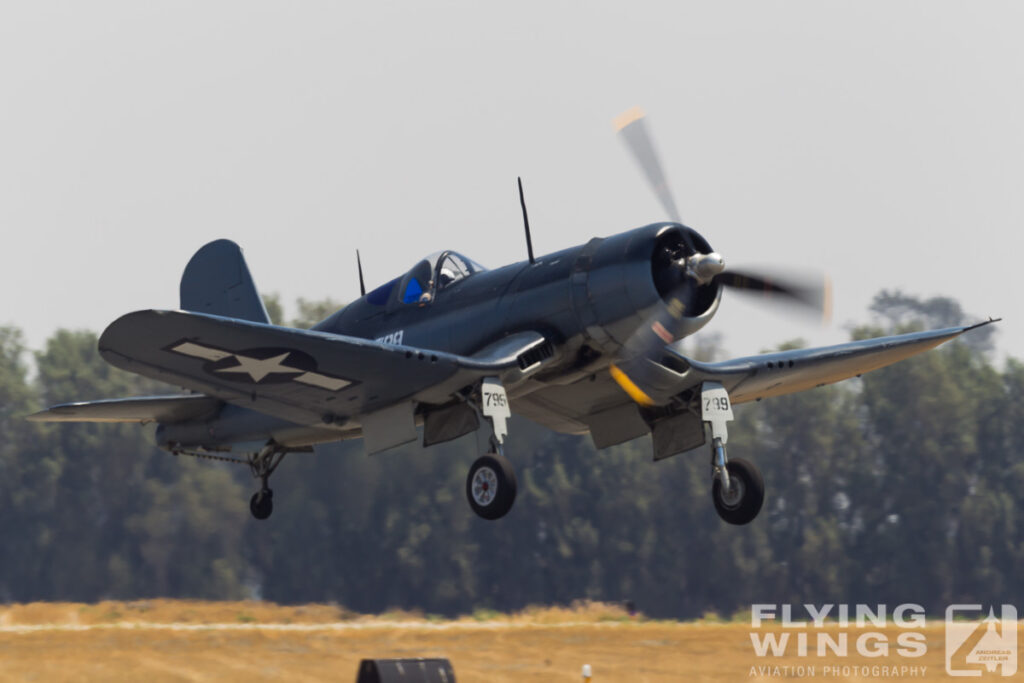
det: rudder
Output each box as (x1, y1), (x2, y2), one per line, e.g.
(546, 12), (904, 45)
(180, 239), (271, 323)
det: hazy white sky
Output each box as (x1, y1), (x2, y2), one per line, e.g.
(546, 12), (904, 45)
(1, 1), (1021, 360)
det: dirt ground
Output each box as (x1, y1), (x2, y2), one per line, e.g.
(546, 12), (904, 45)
(0, 601), (1018, 681)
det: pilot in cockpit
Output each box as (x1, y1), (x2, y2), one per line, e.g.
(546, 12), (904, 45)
(436, 252), (477, 290)
(401, 252), (486, 306)
(436, 261), (459, 289)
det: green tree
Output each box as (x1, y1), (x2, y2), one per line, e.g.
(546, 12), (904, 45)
(0, 326), (48, 600)
(29, 330), (249, 600)
(292, 297), (344, 329)
(262, 293), (284, 326)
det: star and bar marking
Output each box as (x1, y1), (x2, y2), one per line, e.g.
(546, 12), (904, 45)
(168, 341), (352, 391)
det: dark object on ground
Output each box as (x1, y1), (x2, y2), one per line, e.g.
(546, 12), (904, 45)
(356, 658), (456, 683)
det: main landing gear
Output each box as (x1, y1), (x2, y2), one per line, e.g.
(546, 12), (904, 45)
(465, 378), (518, 521)
(710, 441), (764, 525)
(703, 382), (764, 525)
(467, 450), (518, 520)
(247, 444), (287, 520)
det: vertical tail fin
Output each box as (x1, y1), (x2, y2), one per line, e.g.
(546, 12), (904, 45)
(179, 239), (271, 323)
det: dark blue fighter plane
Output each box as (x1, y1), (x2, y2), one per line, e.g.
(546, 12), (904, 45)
(29, 109), (996, 524)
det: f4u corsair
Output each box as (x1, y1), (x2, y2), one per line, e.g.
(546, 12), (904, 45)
(31, 110), (994, 524)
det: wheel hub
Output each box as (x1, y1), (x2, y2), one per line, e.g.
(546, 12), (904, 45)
(471, 466), (498, 506)
(719, 477), (745, 508)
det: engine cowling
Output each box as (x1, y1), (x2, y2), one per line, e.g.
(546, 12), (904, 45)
(569, 223), (721, 356)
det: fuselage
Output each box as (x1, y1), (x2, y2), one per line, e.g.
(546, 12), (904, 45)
(158, 222), (723, 451)
(315, 222), (720, 365)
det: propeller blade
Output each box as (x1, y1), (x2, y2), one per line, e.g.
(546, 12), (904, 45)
(619, 295), (689, 358)
(610, 292), (690, 407)
(609, 360), (659, 407)
(608, 107), (833, 406)
(614, 107), (682, 223)
(719, 269), (833, 323)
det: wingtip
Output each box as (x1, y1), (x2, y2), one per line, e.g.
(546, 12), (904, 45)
(963, 317), (1001, 333)
(25, 409), (54, 422)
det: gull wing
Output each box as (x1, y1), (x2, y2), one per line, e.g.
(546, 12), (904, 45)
(95, 309), (546, 427)
(507, 321), (996, 454)
(666, 321), (997, 404)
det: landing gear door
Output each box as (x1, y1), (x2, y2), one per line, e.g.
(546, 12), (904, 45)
(701, 381), (733, 443)
(481, 378), (510, 444)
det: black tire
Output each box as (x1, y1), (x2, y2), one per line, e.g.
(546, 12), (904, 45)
(466, 453), (517, 520)
(712, 458), (764, 525)
(250, 489), (274, 520)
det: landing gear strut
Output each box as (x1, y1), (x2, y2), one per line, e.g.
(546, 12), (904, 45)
(702, 382), (764, 525)
(247, 444), (286, 521)
(465, 378), (518, 520)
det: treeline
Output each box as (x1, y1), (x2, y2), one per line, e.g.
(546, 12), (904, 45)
(0, 292), (1020, 618)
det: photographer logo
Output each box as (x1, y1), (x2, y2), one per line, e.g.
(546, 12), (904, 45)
(945, 605), (1016, 677)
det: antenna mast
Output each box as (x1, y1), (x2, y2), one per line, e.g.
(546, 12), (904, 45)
(518, 177), (536, 265)
(356, 250), (366, 296)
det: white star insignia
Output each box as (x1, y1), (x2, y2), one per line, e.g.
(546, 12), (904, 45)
(169, 342), (352, 391)
(215, 352), (304, 382)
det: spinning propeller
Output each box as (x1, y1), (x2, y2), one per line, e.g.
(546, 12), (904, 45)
(609, 107), (832, 405)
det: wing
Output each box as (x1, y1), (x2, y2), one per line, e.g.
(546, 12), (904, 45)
(665, 321), (998, 404)
(510, 321), (997, 453)
(97, 310), (548, 428)
(27, 394), (223, 424)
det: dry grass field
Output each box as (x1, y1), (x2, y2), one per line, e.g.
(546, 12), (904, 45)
(0, 600), (1019, 681)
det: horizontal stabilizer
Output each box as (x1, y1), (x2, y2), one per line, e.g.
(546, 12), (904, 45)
(180, 239), (270, 323)
(27, 394), (222, 424)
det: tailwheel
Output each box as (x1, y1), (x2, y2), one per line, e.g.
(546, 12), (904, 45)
(250, 489), (274, 520)
(712, 457), (765, 525)
(466, 453), (517, 520)
(247, 444), (287, 521)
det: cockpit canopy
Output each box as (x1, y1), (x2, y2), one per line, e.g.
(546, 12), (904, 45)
(365, 251), (486, 307)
